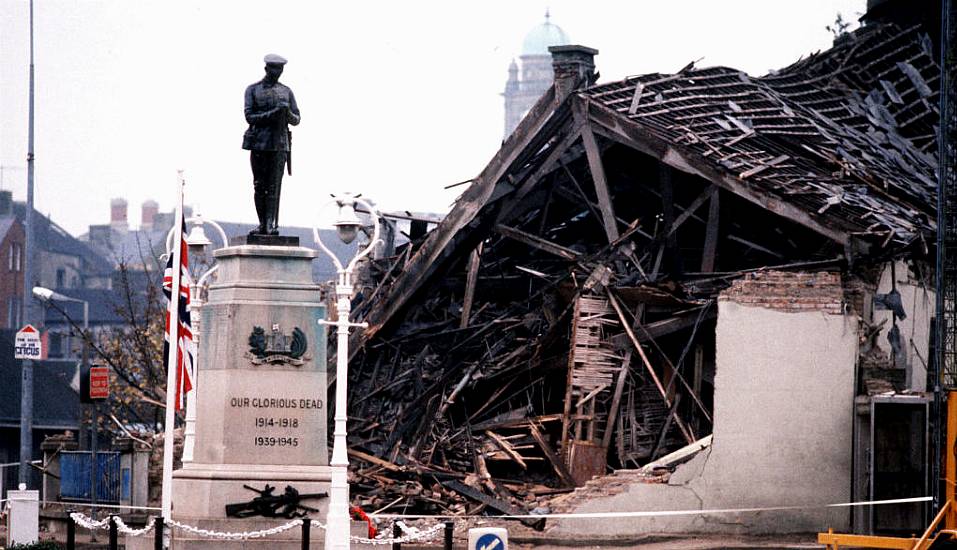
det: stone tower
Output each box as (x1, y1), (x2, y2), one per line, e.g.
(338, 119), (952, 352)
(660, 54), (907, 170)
(503, 10), (570, 138)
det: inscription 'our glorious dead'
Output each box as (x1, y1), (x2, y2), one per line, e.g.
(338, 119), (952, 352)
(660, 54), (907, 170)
(229, 397), (323, 409)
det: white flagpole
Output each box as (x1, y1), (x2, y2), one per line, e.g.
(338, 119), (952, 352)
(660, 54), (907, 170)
(161, 170), (186, 522)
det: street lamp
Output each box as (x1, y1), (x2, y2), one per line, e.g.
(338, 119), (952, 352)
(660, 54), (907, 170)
(164, 213), (228, 462)
(165, 212), (225, 268)
(314, 193), (380, 550)
(32, 287), (92, 508)
(32, 287), (88, 334)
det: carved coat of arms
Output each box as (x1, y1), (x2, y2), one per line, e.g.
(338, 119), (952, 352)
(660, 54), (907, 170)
(246, 324), (309, 366)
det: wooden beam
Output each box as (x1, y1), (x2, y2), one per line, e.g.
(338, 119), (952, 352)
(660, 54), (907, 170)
(601, 350), (633, 450)
(701, 191), (720, 272)
(609, 306), (717, 348)
(348, 449), (404, 473)
(558, 162), (608, 231)
(658, 164), (679, 276)
(582, 97), (850, 246)
(581, 123), (620, 243)
(485, 431), (528, 470)
(668, 185), (716, 238)
(460, 243), (482, 329)
(529, 421), (576, 487)
(441, 479), (544, 529)
(727, 233), (786, 259)
(651, 393), (682, 460)
(606, 291), (695, 445)
(494, 120), (586, 226)
(494, 224), (581, 261)
(640, 435), (713, 472)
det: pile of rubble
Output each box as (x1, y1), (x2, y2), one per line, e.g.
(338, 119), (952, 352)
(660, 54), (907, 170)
(336, 22), (938, 524)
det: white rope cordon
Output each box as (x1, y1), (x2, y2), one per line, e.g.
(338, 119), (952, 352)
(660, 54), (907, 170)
(70, 512), (111, 530)
(167, 518), (303, 540)
(349, 521), (445, 545)
(113, 515), (155, 536)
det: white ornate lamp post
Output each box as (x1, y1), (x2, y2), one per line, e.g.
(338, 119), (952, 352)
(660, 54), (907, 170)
(314, 193), (380, 550)
(164, 212), (228, 462)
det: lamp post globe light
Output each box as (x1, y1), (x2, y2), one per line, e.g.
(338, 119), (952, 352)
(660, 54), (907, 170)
(164, 213), (229, 462)
(314, 193), (380, 550)
(31, 287), (89, 333)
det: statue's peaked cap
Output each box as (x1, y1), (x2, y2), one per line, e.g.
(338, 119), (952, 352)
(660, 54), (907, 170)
(264, 53), (287, 65)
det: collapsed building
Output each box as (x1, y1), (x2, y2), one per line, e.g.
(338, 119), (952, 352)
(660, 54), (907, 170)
(342, 19), (939, 536)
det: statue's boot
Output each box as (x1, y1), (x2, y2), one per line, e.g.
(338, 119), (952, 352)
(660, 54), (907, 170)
(264, 197), (277, 236)
(269, 185), (281, 235)
(249, 193), (268, 236)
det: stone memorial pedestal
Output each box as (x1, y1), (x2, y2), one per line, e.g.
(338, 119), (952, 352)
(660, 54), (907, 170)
(166, 244), (333, 549)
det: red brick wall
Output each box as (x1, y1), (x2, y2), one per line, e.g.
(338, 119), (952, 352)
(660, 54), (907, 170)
(719, 270), (844, 315)
(0, 220), (25, 329)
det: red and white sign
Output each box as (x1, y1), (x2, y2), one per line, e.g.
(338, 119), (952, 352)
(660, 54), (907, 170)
(89, 366), (110, 399)
(14, 325), (42, 360)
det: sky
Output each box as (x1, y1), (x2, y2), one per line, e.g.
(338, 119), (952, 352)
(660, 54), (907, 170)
(0, 0), (863, 236)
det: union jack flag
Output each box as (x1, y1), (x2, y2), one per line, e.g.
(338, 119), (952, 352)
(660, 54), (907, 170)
(163, 218), (195, 411)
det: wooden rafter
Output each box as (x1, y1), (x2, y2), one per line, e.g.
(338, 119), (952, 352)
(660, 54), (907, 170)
(581, 124), (620, 243)
(582, 97), (851, 247)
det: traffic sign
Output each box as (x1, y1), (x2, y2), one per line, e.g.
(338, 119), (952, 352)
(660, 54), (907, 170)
(469, 528), (507, 550)
(89, 366), (110, 399)
(14, 325), (42, 360)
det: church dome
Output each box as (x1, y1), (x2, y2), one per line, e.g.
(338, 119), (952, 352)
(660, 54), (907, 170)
(521, 11), (570, 56)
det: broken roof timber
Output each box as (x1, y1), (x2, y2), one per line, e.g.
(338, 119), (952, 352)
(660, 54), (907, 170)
(354, 23), (936, 360)
(583, 97), (852, 247)
(354, 85), (572, 354)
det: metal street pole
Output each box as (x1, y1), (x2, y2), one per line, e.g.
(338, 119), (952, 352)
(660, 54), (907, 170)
(315, 194), (380, 550)
(19, 0), (38, 488)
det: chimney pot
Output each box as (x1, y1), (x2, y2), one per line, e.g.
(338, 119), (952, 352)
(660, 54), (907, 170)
(110, 197), (128, 233)
(141, 199), (159, 230)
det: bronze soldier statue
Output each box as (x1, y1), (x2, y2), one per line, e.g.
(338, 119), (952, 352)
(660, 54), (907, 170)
(243, 54), (300, 236)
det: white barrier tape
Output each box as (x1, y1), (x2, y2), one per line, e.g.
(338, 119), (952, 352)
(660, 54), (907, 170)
(370, 496), (933, 520)
(167, 517), (303, 540)
(44, 500), (161, 511)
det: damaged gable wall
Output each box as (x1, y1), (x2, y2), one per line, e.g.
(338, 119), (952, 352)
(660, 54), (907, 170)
(549, 271), (858, 535)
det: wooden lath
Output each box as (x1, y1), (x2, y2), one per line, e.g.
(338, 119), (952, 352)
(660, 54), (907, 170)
(560, 294), (627, 468)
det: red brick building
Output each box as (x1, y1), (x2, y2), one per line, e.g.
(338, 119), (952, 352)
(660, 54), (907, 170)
(0, 193), (25, 329)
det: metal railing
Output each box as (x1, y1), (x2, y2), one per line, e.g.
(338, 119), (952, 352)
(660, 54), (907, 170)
(60, 451), (121, 503)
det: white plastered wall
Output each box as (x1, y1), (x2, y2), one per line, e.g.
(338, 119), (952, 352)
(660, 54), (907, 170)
(548, 300), (858, 536)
